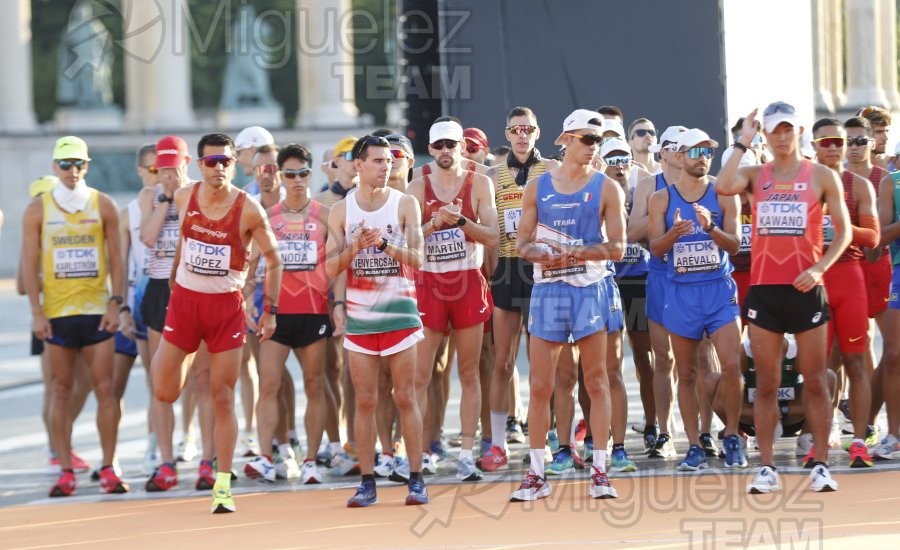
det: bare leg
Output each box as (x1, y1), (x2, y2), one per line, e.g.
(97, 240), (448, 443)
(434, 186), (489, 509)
(208, 346), (243, 473)
(650, 320), (675, 434)
(296, 339), (327, 461)
(670, 334), (701, 446)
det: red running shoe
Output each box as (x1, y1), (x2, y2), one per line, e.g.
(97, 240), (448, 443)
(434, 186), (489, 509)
(196, 460), (215, 491)
(574, 419), (587, 445)
(481, 445), (508, 472)
(146, 463), (178, 492)
(49, 470), (77, 497)
(99, 466), (130, 494)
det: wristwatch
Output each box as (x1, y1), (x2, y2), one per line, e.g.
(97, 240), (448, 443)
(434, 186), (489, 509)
(263, 304), (279, 315)
(377, 238), (389, 252)
(705, 221), (717, 233)
(457, 217), (467, 227)
(108, 295), (124, 306)
(157, 194), (173, 203)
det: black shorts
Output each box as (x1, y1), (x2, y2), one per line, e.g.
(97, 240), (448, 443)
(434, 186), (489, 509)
(31, 333), (44, 355)
(46, 315), (114, 349)
(270, 313), (332, 349)
(617, 275), (649, 333)
(743, 284), (829, 334)
(490, 257), (534, 313)
(739, 417), (805, 438)
(141, 278), (171, 333)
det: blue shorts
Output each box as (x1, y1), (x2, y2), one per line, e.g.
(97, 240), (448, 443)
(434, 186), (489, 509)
(114, 331), (137, 357)
(890, 266), (900, 309)
(601, 276), (624, 333)
(46, 315), (114, 349)
(663, 277), (739, 340)
(646, 267), (668, 324)
(528, 281), (608, 343)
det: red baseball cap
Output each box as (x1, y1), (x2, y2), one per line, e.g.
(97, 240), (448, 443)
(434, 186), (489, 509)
(155, 135), (189, 169)
(463, 127), (489, 150)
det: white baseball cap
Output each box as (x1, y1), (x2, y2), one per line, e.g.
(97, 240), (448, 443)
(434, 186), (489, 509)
(429, 120), (464, 144)
(602, 119), (626, 139)
(554, 109), (605, 145)
(600, 137), (631, 158)
(235, 126), (275, 150)
(674, 128), (719, 151)
(648, 125), (688, 153)
(762, 101), (801, 133)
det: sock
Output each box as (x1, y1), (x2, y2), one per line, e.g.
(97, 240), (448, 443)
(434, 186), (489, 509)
(459, 449), (473, 461)
(812, 461), (827, 469)
(146, 432), (158, 453)
(278, 443), (293, 459)
(409, 471), (422, 483)
(584, 436), (593, 447)
(593, 450), (607, 469)
(764, 464), (777, 471)
(491, 411), (507, 448)
(162, 461), (176, 470)
(612, 443), (625, 451)
(215, 471), (231, 488)
(329, 442), (342, 455)
(529, 449), (545, 478)
(288, 429), (298, 441)
(361, 473), (375, 484)
(851, 438), (864, 445)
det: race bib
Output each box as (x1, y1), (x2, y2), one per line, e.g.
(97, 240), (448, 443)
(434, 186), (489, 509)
(673, 239), (720, 274)
(279, 239), (317, 272)
(739, 223), (752, 253)
(747, 387), (795, 403)
(154, 226), (179, 259)
(622, 242), (644, 264)
(822, 214), (835, 247)
(184, 237), (230, 276)
(352, 249), (400, 277)
(503, 208), (522, 239)
(757, 201), (807, 236)
(53, 246), (99, 279)
(425, 228), (467, 263)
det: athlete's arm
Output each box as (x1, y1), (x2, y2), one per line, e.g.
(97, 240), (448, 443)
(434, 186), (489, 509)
(626, 174), (654, 242)
(850, 174), (879, 249)
(118, 206), (137, 340)
(138, 185), (170, 249)
(325, 200), (353, 278)
(21, 199), (50, 339)
(705, 193), (741, 256)
(877, 174), (900, 246)
(648, 189), (691, 258)
(462, 174), (500, 249)
(247, 199), (282, 342)
(99, 193), (124, 334)
(389, 194), (425, 269)
(244, 244), (261, 300)
(715, 110), (758, 196)
(515, 177), (555, 264)
(796, 166), (852, 292)
(406, 178), (435, 238)
(168, 187), (191, 289)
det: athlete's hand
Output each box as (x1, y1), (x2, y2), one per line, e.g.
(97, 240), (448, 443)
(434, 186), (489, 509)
(32, 312), (52, 341)
(244, 303), (259, 332)
(669, 208), (694, 238)
(257, 312), (276, 342)
(864, 246), (882, 263)
(693, 203), (712, 231)
(739, 109), (760, 147)
(792, 265), (824, 293)
(541, 239), (577, 265)
(437, 199), (463, 227)
(332, 305), (346, 337)
(351, 219), (383, 253)
(100, 302), (120, 334)
(119, 309), (137, 341)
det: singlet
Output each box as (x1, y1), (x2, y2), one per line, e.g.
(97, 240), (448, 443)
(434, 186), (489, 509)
(648, 173), (670, 271)
(147, 183), (180, 279)
(41, 189), (108, 319)
(268, 201), (329, 315)
(421, 171), (482, 273)
(175, 183), (250, 293)
(664, 183), (733, 283)
(732, 200), (752, 273)
(750, 160), (823, 286)
(532, 172), (609, 286)
(345, 188), (422, 335)
(823, 171), (862, 262)
(892, 170), (900, 266)
(614, 185), (650, 278)
(494, 159), (550, 257)
(126, 199), (149, 310)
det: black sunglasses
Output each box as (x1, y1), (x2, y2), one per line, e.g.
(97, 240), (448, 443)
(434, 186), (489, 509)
(201, 155), (236, 168)
(565, 133), (604, 146)
(632, 129), (657, 138)
(430, 139), (459, 150)
(57, 159), (86, 170)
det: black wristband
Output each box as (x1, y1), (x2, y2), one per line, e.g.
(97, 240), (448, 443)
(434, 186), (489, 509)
(108, 295), (124, 306)
(119, 305), (131, 314)
(333, 300), (346, 308)
(157, 194), (173, 203)
(377, 238), (389, 252)
(705, 221), (717, 233)
(733, 141), (748, 153)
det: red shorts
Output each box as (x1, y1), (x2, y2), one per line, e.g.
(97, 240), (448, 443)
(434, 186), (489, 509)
(732, 270), (751, 310)
(416, 269), (493, 331)
(162, 284), (246, 354)
(823, 261), (868, 354)
(862, 252), (891, 318)
(344, 326), (423, 356)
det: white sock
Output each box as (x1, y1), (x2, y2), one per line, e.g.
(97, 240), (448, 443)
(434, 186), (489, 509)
(852, 438), (864, 446)
(459, 449), (473, 461)
(491, 411), (507, 449)
(530, 449), (545, 478)
(278, 443), (294, 459)
(593, 450), (607, 471)
(287, 429), (298, 440)
(329, 442), (342, 455)
(146, 432), (158, 453)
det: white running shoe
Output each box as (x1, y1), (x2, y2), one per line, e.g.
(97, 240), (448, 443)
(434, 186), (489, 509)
(142, 451), (159, 475)
(243, 455), (276, 482)
(747, 466), (782, 494)
(374, 454), (394, 478)
(872, 434), (900, 461)
(509, 471), (551, 502)
(329, 451), (359, 476)
(276, 456), (301, 480)
(176, 434), (198, 462)
(388, 455), (411, 483)
(422, 452), (437, 475)
(796, 433), (814, 457)
(809, 464), (838, 492)
(237, 433), (260, 458)
(300, 460), (322, 484)
(456, 457), (483, 481)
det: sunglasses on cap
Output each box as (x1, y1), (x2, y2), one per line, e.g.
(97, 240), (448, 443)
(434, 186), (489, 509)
(390, 149), (409, 160)
(430, 139), (458, 150)
(632, 129), (656, 138)
(201, 155), (236, 168)
(847, 136), (872, 147)
(813, 136), (844, 148)
(565, 133), (604, 146)
(255, 164), (278, 176)
(57, 159), (86, 170)
(604, 155), (632, 166)
(685, 146), (717, 159)
(506, 124), (536, 135)
(764, 102), (796, 117)
(140, 164), (157, 175)
(354, 135), (391, 159)
(282, 167), (311, 179)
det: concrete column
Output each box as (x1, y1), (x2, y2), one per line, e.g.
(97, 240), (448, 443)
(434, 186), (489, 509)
(879, 0), (900, 109)
(844, 0), (889, 109)
(122, 0), (156, 130)
(826, 0), (847, 109)
(296, 0), (359, 128)
(813, 0), (835, 112)
(0, 0), (37, 132)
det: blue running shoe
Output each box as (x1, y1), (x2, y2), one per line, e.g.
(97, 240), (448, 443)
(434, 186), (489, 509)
(724, 434), (747, 468)
(609, 447), (637, 473)
(546, 449), (575, 475)
(405, 479), (429, 505)
(346, 480), (377, 508)
(677, 444), (708, 472)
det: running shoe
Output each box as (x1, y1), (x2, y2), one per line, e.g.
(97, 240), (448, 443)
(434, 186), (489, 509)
(448, 433), (463, 447)
(405, 479), (429, 505)
(330, 451), (360, 476)
(70, 451), (91, 473)
(316, 444), (334, 467)
(211, 484), (235, 513)
(346, 480), (377, 508)
(46, 455), (61, 475)
(99, 466), (129, 494)
(507, 417), (526, 444)
(49, 470), (76, 497)
(276, 455), (302, 480)
(828, 420), (843, 449)
(648, 433), (676, 458)
(430, 440), (448, 462)
(176, 435), (198, 462)
(583, 438), (594, 463)
(747, 466), (781, 494)
(872, 434), (900, 461)
(589, 467), (617, 499)
(545, 449), (575, 475)
(456, 457), (483, 481)
(795, 433), (814, 457)
(572, 449), (585, 470)
(290, 438), (302, 459)
(809, 463), (838, 492)
(677, 444), (708, 472)
(244, 455), (276, 482)
(700, 432), (720, 458)
(480, 438), (492, 457)
(146, 463), (178, 492)
(838, 398), (851, 422)
(388, 455), (410, 483)
(802, 447), (816, 469)
(422, 452), (437, 474)
(643, 426), (658, 452)
(238, 433), (260, 458)
(865, 425), (879, 447)
(300, 459), (322, 484)
(609, 447), (637, 473)
(574, 418), (587, 445)
(547, 430), (560, 453)
(723, 434), (748, 468)
(374, 453), (394, 478)
(509, 471), (551, 502)
(196, 460), (215, 490)
(848, 441), (873, 468)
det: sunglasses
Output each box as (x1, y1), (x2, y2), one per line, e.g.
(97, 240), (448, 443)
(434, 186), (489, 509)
(565, 133), (604, 146)
(764, 102), (796, 117)
(506, 124), (536, 135)
(255, 164), (278, 176)
(632, 129), (657, 138)
(685, 146), (717, 159)
(140, 164), (157, 174)
(57, 159), (87, 170)
(282, 168), (311, 179)
(390, 149), (409, 160)
(353, 135), (390, 159)
(466, 145), (483, 154)
(813, 136), (845, 148)
(604, 155), (632, 166)
(430, 139), (458, 150)
(847, 136), (872, 147)
(202, 155), (236, 168)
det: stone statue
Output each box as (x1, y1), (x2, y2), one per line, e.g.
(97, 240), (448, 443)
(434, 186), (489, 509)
(220, 5), (279, 109)
(57, 0), (115, 108)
